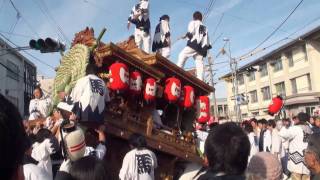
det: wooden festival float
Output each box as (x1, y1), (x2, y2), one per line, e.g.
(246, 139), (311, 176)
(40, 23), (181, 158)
(51, 28), (214, 179)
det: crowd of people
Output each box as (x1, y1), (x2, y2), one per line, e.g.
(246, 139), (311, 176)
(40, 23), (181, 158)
(2, 85), (320, 180)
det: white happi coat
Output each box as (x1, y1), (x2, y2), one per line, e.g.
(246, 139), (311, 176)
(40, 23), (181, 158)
(119, 148), (158, 180)
(279, 124), (313, 175)
(152, 19), (170, 57)
(29, 97), (51, 120)
(70, 74), (110, 122)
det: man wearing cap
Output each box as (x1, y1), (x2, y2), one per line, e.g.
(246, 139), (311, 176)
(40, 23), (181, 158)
(304, 133), (320, 180)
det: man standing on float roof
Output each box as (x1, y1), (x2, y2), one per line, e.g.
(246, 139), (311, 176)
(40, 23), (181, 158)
(177, 11), (212, 81)
(152, 15), (171, 58)
(127, 0), (151, 53)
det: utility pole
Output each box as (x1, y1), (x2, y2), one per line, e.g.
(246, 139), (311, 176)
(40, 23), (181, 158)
(207, 54), (219, 120)
(224, 38), (241, 122)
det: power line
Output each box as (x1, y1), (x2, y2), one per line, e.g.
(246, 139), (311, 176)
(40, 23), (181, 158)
(32, 0), (70, 44)
(0, 30), (35, 38)
(8, 0), (40, 38)
(210, 13), (224, 40)
(237, 14), (320, 61)
(0, 32), (56, 70)
(237, 0), (305, 61)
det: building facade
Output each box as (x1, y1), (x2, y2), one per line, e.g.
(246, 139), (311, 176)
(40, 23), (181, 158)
(221, 26), (320, 120)
(0, 38), (37, 118)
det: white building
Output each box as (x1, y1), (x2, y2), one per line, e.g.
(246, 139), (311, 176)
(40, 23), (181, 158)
(37, 75), (54, 97)
(221, 26), (320, 120)
(0, 38), (37, 118)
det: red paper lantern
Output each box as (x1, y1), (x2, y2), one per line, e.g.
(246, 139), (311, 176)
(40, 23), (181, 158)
(164, 77), (181, 103)
(129, 71), (142, 94)
(144, 78), (156, 102)
(268, 96), (283, 116)
(197, 96), (210, 123)
(179, 85), (195, 108)
(109, 62), (129, 91)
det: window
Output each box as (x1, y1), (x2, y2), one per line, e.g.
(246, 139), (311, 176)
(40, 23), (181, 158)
(260, 63), (268, 77)
(261, 86), (271, 100)
(249, 90), (258, 103)
(237, 74), (244, 85)
(302, 44), (308, 61)
(242, 113), (248, 118)
(272, 58), (283, 72)
(275, 82), (286, 97)
(248, 71), (255, 81)
(6, 60), (19, 81)
(291, 78), (297, 94)
(286, 51), (294, 67)
(252, 112), (259, 117)
(306, 106), (316, 116)
(307, 74), (312, 91)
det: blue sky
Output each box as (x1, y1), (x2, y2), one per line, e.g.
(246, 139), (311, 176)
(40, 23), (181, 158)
(1, 0), (320, 98)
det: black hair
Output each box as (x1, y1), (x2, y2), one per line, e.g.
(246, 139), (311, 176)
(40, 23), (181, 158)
(243, 123), (253, 133)
(70, 156), (109, 180)
(34, 86), (43, 97)
(267, 120), (276, 128)
(205, 122), (250, 175)
(250, 118), (257, 124)
(86, 55), (98, 75)
(36, 128), (52, 143)
(297, 112), (310, 124)
(193, 11), (203, 21)
(160, 14), (170, 21)
(258, 119), (267, 125)
(129, 133), (147, 149)
(0, 94), (28, 180)
(85, 128), (99, 148)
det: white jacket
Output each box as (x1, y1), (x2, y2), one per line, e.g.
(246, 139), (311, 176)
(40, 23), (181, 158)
(119, 148), (157, 180)
(271, 129), (283, 160)
(29, 97), (51, 120)
(263, 129), (272, 152)
(31, 139), (55, 180)
(248, 132), (258, 161)
(279, 125), (312, 175)
(23, 163), (51, 180)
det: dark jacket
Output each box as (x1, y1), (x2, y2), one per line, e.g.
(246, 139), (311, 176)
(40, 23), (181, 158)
(54, 171), (72, 180)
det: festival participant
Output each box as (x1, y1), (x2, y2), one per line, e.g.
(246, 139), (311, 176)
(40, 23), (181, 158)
(258, 119), (268, 152)
(31, 128), (59, 180)
(243, 123), (258, 162)
(312, 117), (320, 134)
(198, 122), (250, 180)
(268, 120), (283, 160)
(177, 11), (212, 81)
(84, 127), (107, 160)
(304, 133), (320, 180)
(119, 133), (158, 180)
(23, 137), (51, 180)
(70, 63), (110, 123)
(279, 112), (313, 180)
(250, 118), (260, 142)
(29, 87), (51, 120)
(127, 0), (151, 53)
(0, 94), (29, 180)
(152, 15), (171, 58)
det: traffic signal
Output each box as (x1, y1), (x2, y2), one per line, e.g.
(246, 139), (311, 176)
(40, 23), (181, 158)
(29, 38), (65, 53)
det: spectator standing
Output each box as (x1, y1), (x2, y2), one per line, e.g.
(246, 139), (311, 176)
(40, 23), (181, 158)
(198, 122), (250, 180)
(243, 123), (258, 162)
(279, 112), (313, 180)
(250, 118), (260, 144)
(268, 120), (283, 160)
(119, 133), (158, 180)
(312, 117), (320, 134)
(258, 119), (268, 152)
